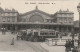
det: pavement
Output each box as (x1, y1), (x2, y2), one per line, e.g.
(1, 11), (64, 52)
(41, 42), (65, 52)
(40, 36), (80, 52)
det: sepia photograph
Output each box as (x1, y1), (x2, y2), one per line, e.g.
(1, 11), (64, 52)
(0, 0), (80, 52)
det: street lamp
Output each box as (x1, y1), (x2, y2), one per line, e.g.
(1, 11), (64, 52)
(77, 3), (80, 47)
(77, 3), (80, 34)
(72, 25), (74, 39)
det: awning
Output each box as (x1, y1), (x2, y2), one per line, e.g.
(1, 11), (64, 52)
(0, 22), (74, 26)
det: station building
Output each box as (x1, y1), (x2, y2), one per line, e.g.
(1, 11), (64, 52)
(0, 6), (75, 33)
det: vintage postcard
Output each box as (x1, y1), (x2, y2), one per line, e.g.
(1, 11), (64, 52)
(0, 0), (80, 52)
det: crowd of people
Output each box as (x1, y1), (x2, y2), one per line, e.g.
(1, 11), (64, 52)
(65, 39), (79, 52)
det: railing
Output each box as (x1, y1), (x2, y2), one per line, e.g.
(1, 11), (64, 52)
(45, 37), (78, 47)
(45, 38), (69, 46)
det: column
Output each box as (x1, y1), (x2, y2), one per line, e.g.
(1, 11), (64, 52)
(71, 26), (74, 33)
(66, 26), (69, 32)
(15, 25), (18, 31)
(77, 4), (80, 33)
(52, 25), (54, 29)
(56, 25), (59, 31)
(79, 13), (80, 32)
(71, 25), (74, 39)
(61, 26), (63, 32)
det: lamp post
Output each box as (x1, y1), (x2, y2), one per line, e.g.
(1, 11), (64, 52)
(77, 3), (80, 34)
(72, 25), (74, 39)
(77, 3), (80, 47)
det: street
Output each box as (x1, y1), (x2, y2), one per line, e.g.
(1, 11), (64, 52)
(0, 32), (48, 52)
(0, 31), (80, 52)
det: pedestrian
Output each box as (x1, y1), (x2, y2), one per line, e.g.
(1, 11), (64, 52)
(65, 41), (68, 52)
(71, 39), (74, 48)
(72, 47), (78, 52)
(78, 39), (80, 48)
(23, 32), (26, 40)
(65, 41), (71, 52)
(17, 35), (19, 40)
(55, 41), (57, 45)
(60, 34), (62, 39)
(68, 39), (71, 51)
(1, 28), (5, 35)
(2, 30), (3, 35)
(4, 28), (6, 34)
(21, 34), (23, 40)
(11, 38), (14, 45)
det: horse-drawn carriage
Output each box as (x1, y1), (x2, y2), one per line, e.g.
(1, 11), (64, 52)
(17, 30), (27, 40)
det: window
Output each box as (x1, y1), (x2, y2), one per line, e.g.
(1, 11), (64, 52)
(2, 17), (6, 22)
(40, 33), (44, 35)
(68, 18), (73, 23)
(57, 14), (61, 17)
(59, 18), (63, 23)
(29, 14), (44, 22)
(60, 14), (62, 17)
(0, 13), (2, 16)
(12, 13), (17, 16)
(12, 17), (15, 22)
(0, 13), (1, 16)
(23, 19), (26, 22)
(10, 13), (12, 16)
(5, 13), (8, 16)
(50, 33), (54, 35)
(71, 14), (73, 17)
(64, 14), (66, 17)
(66, 14), (69, 17)
(69, 14), (71, 17)
(47, 19), (50, 22)
(64, 18), (67, 23)
(7, 17), (10, 22)
(2, 13), (4, 16)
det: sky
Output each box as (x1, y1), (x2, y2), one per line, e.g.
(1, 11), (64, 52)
(0, 0), (80, 21)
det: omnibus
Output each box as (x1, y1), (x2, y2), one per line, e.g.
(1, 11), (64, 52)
(27, 29), (59, 42)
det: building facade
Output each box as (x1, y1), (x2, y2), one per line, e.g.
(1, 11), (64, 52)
(0, 7), (19, 30)
(51, 9), (74, 33)
(0, 6), (74, 33)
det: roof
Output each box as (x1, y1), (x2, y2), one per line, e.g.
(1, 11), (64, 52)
(3, 9), (18, 13)
(54, 9), (74, 14)
(77, 3), (80, 8)
(0, 22), (73, 26)
(20, 6), (50, 17)
(0, 7), (4, 12)
(20, 9), (50, 17)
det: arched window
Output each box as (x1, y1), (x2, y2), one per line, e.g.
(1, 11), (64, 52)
(29, 14), (44, 22)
